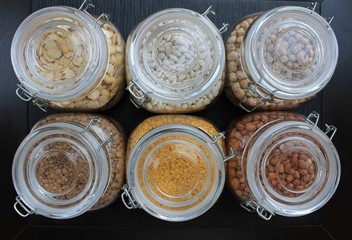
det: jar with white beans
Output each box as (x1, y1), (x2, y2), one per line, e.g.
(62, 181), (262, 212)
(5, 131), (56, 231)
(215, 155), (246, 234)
(225, 5), (338, 112)
(11, 1), (125, 111)
(126, 7), (228, 113)
(12, 113), (125, 219)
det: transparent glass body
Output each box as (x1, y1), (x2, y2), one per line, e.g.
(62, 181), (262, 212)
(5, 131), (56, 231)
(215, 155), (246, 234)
(12, 113), (125, 219)
(225, 6), (338, 112)
(123, 115), (227, 221)
(225, 111), (340, 219)
(126, 8), (226, 113)
(11, 6), (125, 111)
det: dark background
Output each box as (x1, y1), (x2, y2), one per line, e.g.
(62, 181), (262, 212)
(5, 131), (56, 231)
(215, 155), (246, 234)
(1, 0), (351, 239)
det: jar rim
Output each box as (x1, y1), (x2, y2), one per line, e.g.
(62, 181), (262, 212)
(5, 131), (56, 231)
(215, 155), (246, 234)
(126, 123), (225, 221)
(11, 6), (108, 102)
(12, 122), (109, 219)
(243, 6), (338, 100)
(127, 8), (225, 104)
(244, 120), (340, 217)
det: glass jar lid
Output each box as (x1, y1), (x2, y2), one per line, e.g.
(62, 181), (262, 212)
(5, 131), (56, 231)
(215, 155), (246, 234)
(126, 124), (225, 221)
(11, 6), (108, 101)
(127, 8), (225, 103)
(12, 122), (109, 219)
(245, 120), (340, 217)
(243, 6), (338, 100)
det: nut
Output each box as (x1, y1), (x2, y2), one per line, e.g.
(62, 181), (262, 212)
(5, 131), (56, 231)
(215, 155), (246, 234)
(226, 112), (306, 201)
(225, 15), (313, 111)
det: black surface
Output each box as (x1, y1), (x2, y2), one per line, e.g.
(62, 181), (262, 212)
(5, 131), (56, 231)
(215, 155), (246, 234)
(0, 0), (351, 239)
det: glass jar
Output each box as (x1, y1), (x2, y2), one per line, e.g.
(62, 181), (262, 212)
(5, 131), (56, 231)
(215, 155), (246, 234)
(121, 115), (234, 221)
(225, 5), (338, 112)
(225, 111), (340, 219)
(126, 7), (228, 113)
(11, 1), (125, 111)
(12, 113), (125, 219)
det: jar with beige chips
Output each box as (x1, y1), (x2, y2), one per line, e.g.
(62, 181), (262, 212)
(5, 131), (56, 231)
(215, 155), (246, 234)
(11, 1), (125, 111)
(12, 113), (125, 219)
(126, 7), (228, 113)
(225, 111), (340, 219)
(225, 4), (338, 112)
(121, 115), (235, 221)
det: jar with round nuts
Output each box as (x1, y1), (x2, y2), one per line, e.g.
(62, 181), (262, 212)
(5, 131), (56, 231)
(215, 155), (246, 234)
(126, 7), (228, 113)
(121, 115), (235, 221)
(225, 111), (340, 219)
(11, 1), (125, 111)
(12, 113), (125, 219)
(225, 5), (338, 112)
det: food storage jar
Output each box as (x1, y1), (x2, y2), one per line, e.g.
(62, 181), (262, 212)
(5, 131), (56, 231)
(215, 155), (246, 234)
(225, 4), (338, 112)
(126, 7), (228, 113)
(11, 0), (125, 112)
(121, 115), (235, 221)
(12, 113), (125, 219)
(225, 111), (340, 219)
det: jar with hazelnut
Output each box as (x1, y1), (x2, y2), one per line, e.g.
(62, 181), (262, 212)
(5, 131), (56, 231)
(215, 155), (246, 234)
(225, 4), (338, 111)
(225, 111), (340, 219)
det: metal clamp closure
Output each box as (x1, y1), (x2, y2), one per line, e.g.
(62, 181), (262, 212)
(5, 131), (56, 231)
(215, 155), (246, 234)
(95, 13), (110, 27)
(126, 82), (147, 108)
(240, 196), (273, 220)
(202, 6), (229, 34)
(306, 111), (320, 127)
(16, 84), (47, 112)
(211, 132), (236, 163)
(80, 116), (101, 134)
(240, 82), (274, 112)
(307, 2), (318, 13)
(121, 185), (140, 209)
(14, 196), (34, 217)
(324, 124), (337, 140)
(79, 0), (95, 11)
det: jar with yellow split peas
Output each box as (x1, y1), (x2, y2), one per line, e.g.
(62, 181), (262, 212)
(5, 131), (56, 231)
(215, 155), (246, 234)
(11, 1), (125, 111)
(225, 111), (340, 219)
(121, 115), (234, 221)
(12, 113), (125, 219)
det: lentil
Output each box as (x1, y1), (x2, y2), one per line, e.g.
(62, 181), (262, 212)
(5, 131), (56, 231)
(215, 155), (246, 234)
(126, 115), (226, 211)
(34, 113), (125, 209)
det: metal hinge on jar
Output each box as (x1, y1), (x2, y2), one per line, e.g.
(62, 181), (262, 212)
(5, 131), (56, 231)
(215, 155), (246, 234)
(126, 81), (150, 108)
(240, 195), (273, 220)
(211, 131), (237, 162)
(78, 0), (110, 27)
(240, 82), (274, 112)
(14, 196), (34, 217)
(121, 185), (140, 209)
(80, 116), (116, 148)
(202, 6), (229, 34)
(306, 111), (337, 140)
(16, 83), (47, 112)
(307, 2), (334, 25)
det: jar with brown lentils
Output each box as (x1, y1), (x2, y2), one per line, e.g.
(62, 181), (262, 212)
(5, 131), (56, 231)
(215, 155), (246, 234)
(225, 111), (340, 219)
(225, 5), (338, 112)
(121, 115), (234, 221)
(12, 113), (125, 219)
